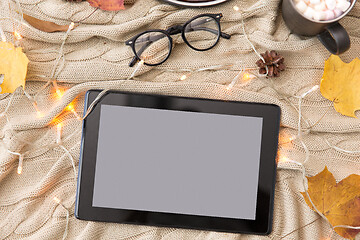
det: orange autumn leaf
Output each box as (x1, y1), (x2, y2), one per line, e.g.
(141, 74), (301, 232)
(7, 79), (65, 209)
(23, 14), (77, 33)
(87, 0), (125, 11)
(320, 55), (360, 118)
(301, 167), (360, 239)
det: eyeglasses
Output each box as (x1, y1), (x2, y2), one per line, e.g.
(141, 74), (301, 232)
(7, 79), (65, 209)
(125, 13), (231, 67)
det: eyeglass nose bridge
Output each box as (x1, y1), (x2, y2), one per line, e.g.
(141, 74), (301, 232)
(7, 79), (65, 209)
(166, 25), (183, 35)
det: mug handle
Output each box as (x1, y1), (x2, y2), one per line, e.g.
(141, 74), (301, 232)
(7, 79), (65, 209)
(317, 22), (351, 55)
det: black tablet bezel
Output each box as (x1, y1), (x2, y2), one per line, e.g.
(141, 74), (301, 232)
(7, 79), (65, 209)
(75, 90), (280, 235)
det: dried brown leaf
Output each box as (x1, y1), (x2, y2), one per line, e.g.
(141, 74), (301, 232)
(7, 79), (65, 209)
(23, 14), (76, 33)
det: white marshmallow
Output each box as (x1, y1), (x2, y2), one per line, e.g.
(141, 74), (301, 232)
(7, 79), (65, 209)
(303, 7), (316, 19)
(313, 11), (327, 20)
(325, 0), (336, 10)
(296, 1), (308, 13)
(336, 0), (351, 12)
(314, 2), (327, 11)
(324, 10), (335, 20)
(310, 0), (321, 4)
(333, 8), (343, 17)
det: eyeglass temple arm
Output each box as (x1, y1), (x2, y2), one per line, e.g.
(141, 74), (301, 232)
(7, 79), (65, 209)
(187, 17), (231, 39)
(129, 42), (150, 67)
(186, 26), (231, 39)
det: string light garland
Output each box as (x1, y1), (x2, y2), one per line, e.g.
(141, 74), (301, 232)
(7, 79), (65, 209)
(275, 83), (360, 238)
(81, 60), (146, 121)
(170, 64), (234, 81)
(231, 4), (360, 237)
(226, 68), (255, 90)
(0, 1), (359, 239)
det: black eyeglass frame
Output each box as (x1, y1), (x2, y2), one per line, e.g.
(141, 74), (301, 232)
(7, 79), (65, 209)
(125, 13), (231, 67)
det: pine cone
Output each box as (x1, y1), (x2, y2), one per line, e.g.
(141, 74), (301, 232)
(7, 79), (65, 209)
(256, 50), (285, 77)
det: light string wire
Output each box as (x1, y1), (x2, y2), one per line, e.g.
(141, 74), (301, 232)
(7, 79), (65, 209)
(0, 1), (359, 239)
(255, 72), (360, 237)
(52, 197), (70, 240)
(232, 2), (360, 237)
(81, 60), (145, 120)
(0, 2), (77, 237)
(275, 83), (360, 237)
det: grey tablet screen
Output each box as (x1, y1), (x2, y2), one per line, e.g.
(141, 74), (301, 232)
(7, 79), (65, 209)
(92, 104), (263, 220)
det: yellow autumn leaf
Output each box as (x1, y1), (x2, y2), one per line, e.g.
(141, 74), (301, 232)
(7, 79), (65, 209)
(301, 167), (360, 239)
(0, 42), (29, 94)
(320, 55), (360, 118)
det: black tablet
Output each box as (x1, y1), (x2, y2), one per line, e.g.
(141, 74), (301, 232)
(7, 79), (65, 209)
(75, 90), (280, 235)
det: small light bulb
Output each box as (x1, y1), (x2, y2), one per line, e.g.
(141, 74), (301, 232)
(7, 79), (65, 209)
(37, 111), (44, 118)
(278, 156), (289, 163)
(67, 104), (74, 111)
(0, 29), (6, 42)
(233, 5), (240, 11)
(242, 72), (253, 82)
(180, 75), (187, 81)
(69, 22), (75, 30)
(56, 89), (63, 98)
(67, 103), (82, 120)
(17, 155), (23, 175)
(14, 31), (22, 40)
(53, 197), (61, 204)
(311, 85), (319, 92)
(56, 123), (62, 144)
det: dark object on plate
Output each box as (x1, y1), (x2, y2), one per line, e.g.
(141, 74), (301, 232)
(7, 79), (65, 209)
(256, 50), (285, 78)
(162, 0), (229, 7)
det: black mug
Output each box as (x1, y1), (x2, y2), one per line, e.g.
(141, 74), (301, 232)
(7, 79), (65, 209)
(282, 0), (356, 54)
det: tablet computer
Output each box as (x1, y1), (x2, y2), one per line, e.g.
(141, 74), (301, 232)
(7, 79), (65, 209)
(75, 90), (280, 235)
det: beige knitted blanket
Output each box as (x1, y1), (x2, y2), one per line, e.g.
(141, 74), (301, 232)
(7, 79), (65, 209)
(0, 0), (360, 239)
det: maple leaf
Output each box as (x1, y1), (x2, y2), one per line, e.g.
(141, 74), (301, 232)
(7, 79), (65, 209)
(0, 42), (29, 94)
(23, 14), (77, 33)
(301, 167), (360, 239)
(87, 0), (125, 11)
(320, 55), (360, 118)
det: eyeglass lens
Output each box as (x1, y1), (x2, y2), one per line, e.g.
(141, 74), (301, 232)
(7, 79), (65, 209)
(184, 16), (220, 50)
(134, 32), (171, 65)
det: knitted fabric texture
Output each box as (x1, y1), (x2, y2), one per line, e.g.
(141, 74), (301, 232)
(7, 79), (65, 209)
(0, 0), (360, 239)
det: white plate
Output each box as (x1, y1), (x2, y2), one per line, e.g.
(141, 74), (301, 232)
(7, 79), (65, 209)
(162, 0), (230, 7)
